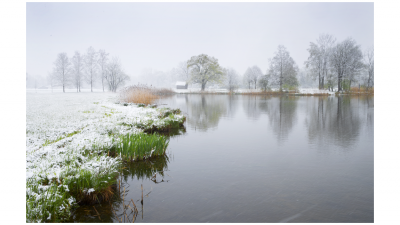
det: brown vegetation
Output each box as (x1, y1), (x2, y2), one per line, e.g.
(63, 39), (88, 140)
(120, 84), (175, 105)
(76, 184), (117, 206)
(338, 87), (374, 95)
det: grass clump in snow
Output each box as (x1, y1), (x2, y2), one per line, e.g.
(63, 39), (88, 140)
(43, 130), (81, 147)
(109, 132), (169, 162)
(134, 108), (186, 134)
(26, 151), (121, 222)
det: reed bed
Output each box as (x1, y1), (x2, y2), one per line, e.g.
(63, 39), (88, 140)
(120, 84), (175, 105)
(345, 87), (374, 95)
(110, 133), (169, 162)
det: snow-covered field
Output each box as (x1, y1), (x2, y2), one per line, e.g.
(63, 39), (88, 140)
(26, 90), (185, 222)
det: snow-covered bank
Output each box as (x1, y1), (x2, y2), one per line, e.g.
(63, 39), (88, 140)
(26, 91), (185, 222)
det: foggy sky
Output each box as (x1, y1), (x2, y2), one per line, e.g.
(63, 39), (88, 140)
(26, 2), (374, 80)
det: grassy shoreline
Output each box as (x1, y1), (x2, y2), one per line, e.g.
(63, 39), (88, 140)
(26, 92), (185, 222)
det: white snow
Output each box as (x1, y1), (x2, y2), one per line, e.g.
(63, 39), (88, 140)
(26, 90), (185, 222)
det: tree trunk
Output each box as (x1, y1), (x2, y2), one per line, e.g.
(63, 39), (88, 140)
(201, 82), (206, 91)
(321, 76), (324, 89)
(319, 72), (321, 90)
(280, 59), (283, 91)
(349, 80), (352, 91)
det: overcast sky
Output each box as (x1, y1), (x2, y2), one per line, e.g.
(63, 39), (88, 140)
(26, 2), (374, 80)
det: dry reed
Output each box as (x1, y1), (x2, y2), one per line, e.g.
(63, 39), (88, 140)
(120, 84), (175, 105)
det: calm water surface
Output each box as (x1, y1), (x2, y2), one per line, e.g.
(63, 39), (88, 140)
(71, 95), (374, 223)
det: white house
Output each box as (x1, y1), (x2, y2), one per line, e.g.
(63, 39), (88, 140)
(176, 81), (188, 89)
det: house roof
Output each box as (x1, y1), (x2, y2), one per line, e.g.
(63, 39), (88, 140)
(176, 81), (187, 86)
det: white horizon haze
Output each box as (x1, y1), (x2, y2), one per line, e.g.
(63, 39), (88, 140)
(26, 2), (373, 84)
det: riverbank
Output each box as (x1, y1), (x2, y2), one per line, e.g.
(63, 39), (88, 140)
(171, 88), (373, 96)
(26, 92), (185, 222)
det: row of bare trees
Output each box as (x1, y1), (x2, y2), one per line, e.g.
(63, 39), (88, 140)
(305, 34), (374, 91)
(240, 45), (298, 91)
(136, 35), (373, 92)
(169, 46), (299, 92)
(49, 47), (130, 92)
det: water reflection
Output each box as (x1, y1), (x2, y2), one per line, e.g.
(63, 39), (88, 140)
(242, 95), (264, 119)
(266, 97), (298, 142)
(122, 155), (171, 183)
(304, 96), (373, 150)
(185, 95), (228, 131)
(160, 95), (372, 147)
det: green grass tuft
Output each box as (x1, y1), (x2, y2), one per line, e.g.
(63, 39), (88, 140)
(109, 133), (169, 162)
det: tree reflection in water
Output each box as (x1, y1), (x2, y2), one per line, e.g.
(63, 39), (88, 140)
(123, 154), (171, 182)
(305, 96), (373, 151)
(185, 95), (228, 131)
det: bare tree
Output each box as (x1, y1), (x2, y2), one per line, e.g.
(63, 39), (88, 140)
(268, 45), (299, 91)
(258, 74), (269, 91)
(187, 54), (225, 91)
(52, 52), (71, 93)
(98, 49), (109, 92)
(364, 47), (374, 90)
(71, 51), (84, 92)
(46, 71), (54, 93)
(84, 46), (98, 92)
(243, 69), (253, 89)
(224, 68), (239, 92)
(330, 38), (364, 91)
(247, 65), (263, 89)
(105, 57), (130, 92)
(325, 70), (337, 91)
(305, 34), (335, 89)
(175, 61), (191, 82)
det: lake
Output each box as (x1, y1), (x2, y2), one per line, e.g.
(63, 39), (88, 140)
(70, 94), (374, 223)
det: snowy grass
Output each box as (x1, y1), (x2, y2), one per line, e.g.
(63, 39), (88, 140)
(109, 132), (169, 162)
(26, 91), (185, 222)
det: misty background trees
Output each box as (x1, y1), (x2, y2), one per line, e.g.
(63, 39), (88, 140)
(98, 49), (110, 92)
(224, 68), (240, 92)
(364, 48), (374, 90)
(187, 54), (225, 91)
(42, 46), (130, 92)
(305, 34), (335, 90)
(330, 38), (364, 91)
(71, 51), (84, 92)
(28, 34), (373, 93)
(243, 66), (263, 89)
(84, 46), (98, 92)
(267, 45), (299, 91)
(52, 53), (71, 93)
(105, 57), (130, 92)
(304, 34), (372, 92)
